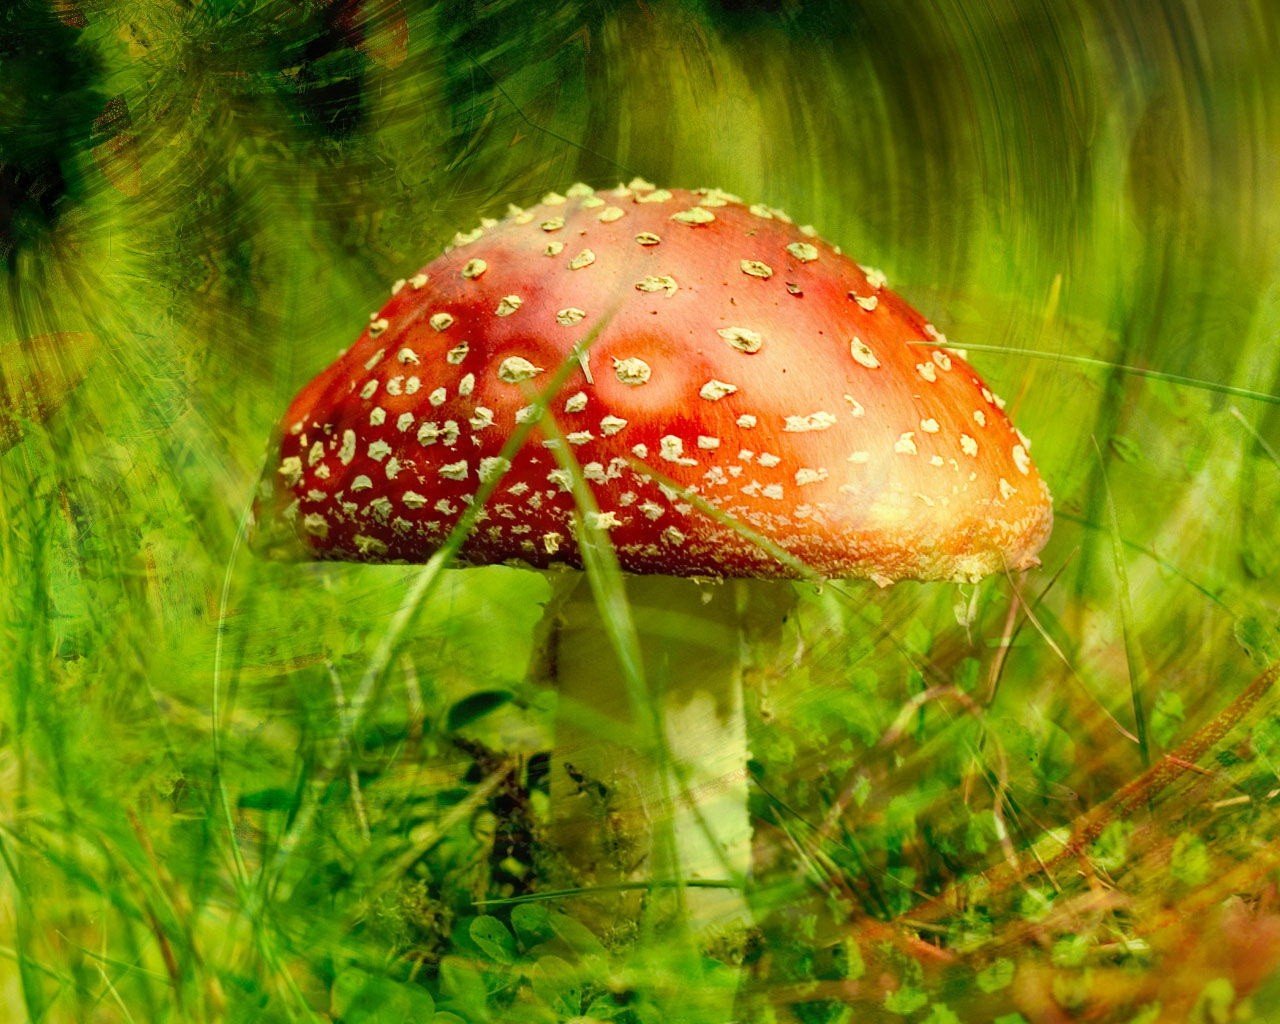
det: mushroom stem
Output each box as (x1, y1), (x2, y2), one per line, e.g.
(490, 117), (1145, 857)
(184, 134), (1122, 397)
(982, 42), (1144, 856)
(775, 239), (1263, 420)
(542, 573), (794, 936)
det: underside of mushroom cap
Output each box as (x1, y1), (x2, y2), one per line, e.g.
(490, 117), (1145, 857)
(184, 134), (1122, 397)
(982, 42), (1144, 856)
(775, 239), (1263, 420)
(254, 182), (1053, 584)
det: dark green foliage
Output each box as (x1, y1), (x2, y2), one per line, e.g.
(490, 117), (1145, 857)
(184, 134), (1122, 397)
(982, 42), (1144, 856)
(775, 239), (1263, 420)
(446, 690), (515, 733)
(0, 2), (104, 262)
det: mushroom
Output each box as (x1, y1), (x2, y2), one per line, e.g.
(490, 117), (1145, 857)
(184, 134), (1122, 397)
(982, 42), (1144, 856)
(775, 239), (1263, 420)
(253, 180), (1053, 931)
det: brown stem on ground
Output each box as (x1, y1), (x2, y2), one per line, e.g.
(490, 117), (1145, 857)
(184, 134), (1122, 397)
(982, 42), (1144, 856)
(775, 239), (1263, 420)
(893, 660), (1280, 928)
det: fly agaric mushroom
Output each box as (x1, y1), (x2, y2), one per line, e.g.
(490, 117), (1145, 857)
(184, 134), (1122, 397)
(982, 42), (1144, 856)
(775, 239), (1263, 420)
(253, 180), (1052, 930)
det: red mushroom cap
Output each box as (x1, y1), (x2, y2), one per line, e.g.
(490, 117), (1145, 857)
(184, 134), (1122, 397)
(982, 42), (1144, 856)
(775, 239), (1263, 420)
(254, 182), (1052, 583)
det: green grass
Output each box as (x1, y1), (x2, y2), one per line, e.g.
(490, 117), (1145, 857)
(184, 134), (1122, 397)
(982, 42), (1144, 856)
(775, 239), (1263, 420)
(2, 0), (1279, 1021)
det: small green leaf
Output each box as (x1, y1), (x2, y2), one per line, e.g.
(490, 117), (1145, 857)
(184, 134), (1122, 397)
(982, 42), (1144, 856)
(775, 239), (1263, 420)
(331, 968), (368, 1015)
(990, 711), (1075, 786)
(446, 690), (514, 732)
(1150, 690), (1185, 748)
(1171, 831), (1209, 887)
(1253, 715), (1280, 774)
(954, 657), (980, 691)
(841, 939), (865, 981)
(1052, 967), (1094, 1010)
(755, 728), (797, 767)
(528, 955), (581, 1017)
(945, 908), (994, 953)
(1192, 978), (1235, 1024)
(547, 911), (606, 956)
(976, 957), (1015, 993)
(1052, 934), (1091, 968)
(883, 864), (918, 917)
(883, 986), (928, 1015)
(1090, 820), (1133, 873)
(469, 916), (516, 965)
(1018, 886), (1054, 922)
(904, 619), (933, 656)
(1235, 614), (1280, 668)
(964, 810), (1003, 855)
(331, 967), (435, 1023)
(922, 1005), (961, 1024)
(1109, 435), (1142, 463)
(511, 903), (554, 948)
(438, 956), (489, 1017)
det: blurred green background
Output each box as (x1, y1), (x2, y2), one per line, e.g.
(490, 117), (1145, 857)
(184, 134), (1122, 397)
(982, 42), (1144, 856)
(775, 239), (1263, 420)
(2, 0), (1279, 1021)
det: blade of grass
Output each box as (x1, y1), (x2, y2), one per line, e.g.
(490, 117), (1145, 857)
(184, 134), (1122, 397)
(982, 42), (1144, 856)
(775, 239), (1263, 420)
(986, 549), (1074, 705)
(906, 659), (1280, 927)
(344, 303), (622, 736)
(255, 305), (621, 901)
(751, 776), (892, 921)
(1092, 437), (1150, 767)
(326, 662), (371, 845)
(211, 512), (328, 1022)
(0, 833), (49, 1022)
(212, 500), (254, 890)
(351, 767), (508, 920)
(908, 341), (1280, 406)
(1230, 404), (1280, 466)
(1053, 509), (1236, 613)
(95, 962), (140, 1024)
(472, 878), (741, 907)
(535, 406), (704, 923)
(622, 457), (955, 691)
(1001, 564), (1140, 744)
